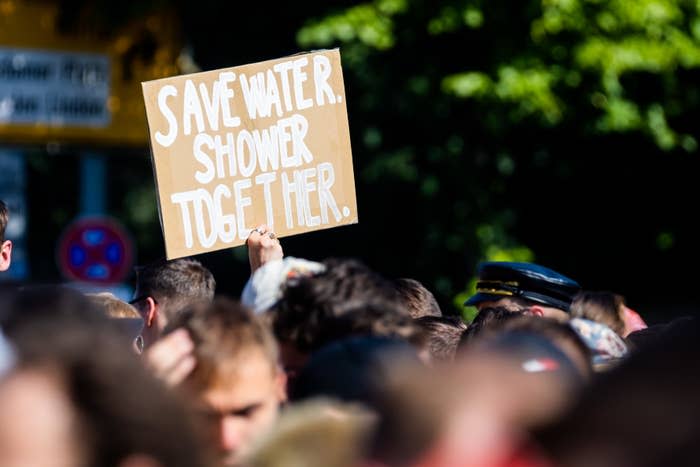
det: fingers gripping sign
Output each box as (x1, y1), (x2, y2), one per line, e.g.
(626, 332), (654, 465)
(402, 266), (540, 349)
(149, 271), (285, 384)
(247, 224), (283, 273)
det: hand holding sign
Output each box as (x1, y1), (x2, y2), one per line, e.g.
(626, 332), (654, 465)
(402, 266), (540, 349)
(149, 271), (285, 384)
(142, 50), (357, 259)
(247, 224), (283, 273)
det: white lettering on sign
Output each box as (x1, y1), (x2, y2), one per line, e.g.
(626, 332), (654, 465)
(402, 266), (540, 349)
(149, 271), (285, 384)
(143, 50), (358, 258)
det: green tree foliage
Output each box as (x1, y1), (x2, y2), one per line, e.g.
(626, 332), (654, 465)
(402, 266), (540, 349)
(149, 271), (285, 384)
(295, 0), (700, 313)
(38, 0), (697, 315)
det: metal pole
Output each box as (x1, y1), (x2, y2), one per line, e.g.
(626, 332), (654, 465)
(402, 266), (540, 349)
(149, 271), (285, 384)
(80, 153), (106, 215)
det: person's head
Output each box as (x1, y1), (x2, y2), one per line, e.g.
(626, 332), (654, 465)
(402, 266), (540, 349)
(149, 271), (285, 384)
(370, 348), (578, 466)
(625, 316), (692, 351)
(291, 336), (422, 407)
(272, 258), (420, 375)
(393, 278), (442, 318)
(461, 309), (592, 382)
(0, 366), (81, 467)
(1, 285), (148, 354)
(170, 298), (286, 466)
(464, 262), (581, 322)
(245, 399), (375, 467)
(459, 306), (525, 347)
(0, 306), (210, 467)
(496, 315), (592, 381)
(132, 258), (215, 348)
(571, 291), (626, 336)
(414, 315), (467, 362)
(290, 337), (421, 466)
(1, 285), (106, 336)
(89, 292), (140, 319)
(536, 318), (700, 467)
(87, 292), (144, 352)
(0, 200), (12, 272)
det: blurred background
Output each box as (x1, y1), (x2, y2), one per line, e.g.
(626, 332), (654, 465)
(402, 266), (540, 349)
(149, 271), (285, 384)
(1, 0), (698, 321)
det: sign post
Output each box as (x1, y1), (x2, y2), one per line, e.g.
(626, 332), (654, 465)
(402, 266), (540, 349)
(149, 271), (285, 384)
(142, 49), (358, 259)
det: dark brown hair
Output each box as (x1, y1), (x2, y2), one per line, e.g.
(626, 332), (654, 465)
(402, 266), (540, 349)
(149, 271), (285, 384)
(571, 291), (625, 336)
(415, 315), (466, 362)
(459, 306), (524, 347)
(134, 258), (215, 321)
(272, 259), (427, 354)
(394, 278), (442, 318)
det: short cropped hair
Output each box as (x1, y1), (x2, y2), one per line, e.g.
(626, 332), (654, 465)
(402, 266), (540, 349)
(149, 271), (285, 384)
(571, 291), (625, 336)
(0, 200), (8, 243)
(272, 259), (420, 353)
(415, 315), (467, 362)
(134, 258), (215, 320)
(394, 278), (442, 318)
(168, 298), (279, 390)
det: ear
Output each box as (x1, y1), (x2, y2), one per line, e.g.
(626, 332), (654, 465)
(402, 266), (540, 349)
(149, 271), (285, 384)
(275, 367), (288, 403)
(145, 297), (158, 328)
(528, 305), (545, 317)
(0, 240), (12, 272)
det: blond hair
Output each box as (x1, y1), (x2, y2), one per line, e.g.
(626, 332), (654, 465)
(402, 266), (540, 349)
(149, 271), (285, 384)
(87, 293), (140, 319)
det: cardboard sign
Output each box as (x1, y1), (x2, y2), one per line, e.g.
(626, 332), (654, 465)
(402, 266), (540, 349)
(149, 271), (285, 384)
(142, 49), (357, 259)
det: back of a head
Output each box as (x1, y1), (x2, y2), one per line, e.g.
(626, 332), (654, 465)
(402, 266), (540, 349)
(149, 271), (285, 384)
(460, 310), (592, 387)
(134, 258), (215, 319)
(291, 336), (421, 408)
(87, 292), (143, 343)
(1, 286), (107, 338)
(169, 297), (279, 390)
(497, 315), (592, 381)
(536, 317), (700, 467)
(273, 258), (410, 353)
(246, 399), (375, 467)
(459, 306), (524, 347)
(571, 291), (625, 336)
(4, 309), (210, 467)
(88, 292), (140, 319)
(415, 315), (466, 362)
(625, 316), (693, 351)
(290, 258), (399, 314)
(393, 278), (441, 318)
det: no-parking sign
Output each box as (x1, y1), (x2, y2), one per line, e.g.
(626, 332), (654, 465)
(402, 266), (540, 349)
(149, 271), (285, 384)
(58, 217), (133, 284)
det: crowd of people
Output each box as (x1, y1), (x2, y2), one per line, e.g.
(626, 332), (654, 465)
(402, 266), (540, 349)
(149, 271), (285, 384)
(0, 200), (698, 467)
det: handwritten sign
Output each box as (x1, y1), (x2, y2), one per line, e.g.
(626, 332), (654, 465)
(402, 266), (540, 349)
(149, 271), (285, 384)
(142, 49), (357, 259)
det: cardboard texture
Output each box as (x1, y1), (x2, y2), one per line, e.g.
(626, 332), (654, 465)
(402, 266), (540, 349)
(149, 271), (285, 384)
(142, 49), (357, 259)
